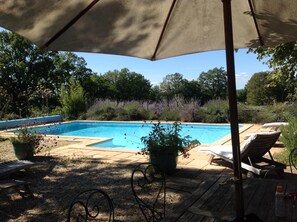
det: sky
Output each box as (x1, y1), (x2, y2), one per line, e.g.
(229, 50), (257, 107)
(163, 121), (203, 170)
(76, 49), (270, 89)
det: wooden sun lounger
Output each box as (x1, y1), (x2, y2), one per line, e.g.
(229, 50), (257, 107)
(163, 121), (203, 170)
(0, 161), (35, 199)
(0, 179), (33, 198)
(0, 160), (35, 178)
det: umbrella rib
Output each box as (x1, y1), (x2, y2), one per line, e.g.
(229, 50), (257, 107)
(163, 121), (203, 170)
(248, 0), (264, 46)
(42, 0), (101, 49)
(151, 0), (178, 61)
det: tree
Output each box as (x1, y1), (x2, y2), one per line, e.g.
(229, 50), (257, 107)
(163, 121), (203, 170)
(149, 85), (162, 102)
(180, 80), (202, 102)
(246, 71), (273, 105)
(0, 31), (58, 116)
(159, 73), (186, 102)
(103, 68), (151, 102)
(116, 68), (151, 101)
(60, 77), (86, 120)
(54, 52), (93, 85)
(198, 67), (228, 103)
(237, 88), (247, 103)
(0, 31), (94, 117)
(84, 74), (111, 101)
(249, 41), (297, 101)
(102, 70), (120, 100)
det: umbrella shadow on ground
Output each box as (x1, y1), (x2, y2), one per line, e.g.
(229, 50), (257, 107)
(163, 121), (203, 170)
(0, 155), (232, 222)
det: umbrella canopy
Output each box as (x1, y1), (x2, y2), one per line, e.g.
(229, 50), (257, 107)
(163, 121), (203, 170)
(1, 0), (297, 219)
(0, 0), (296, 59)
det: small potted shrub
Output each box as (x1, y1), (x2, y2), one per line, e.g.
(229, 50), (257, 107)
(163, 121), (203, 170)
(10, 126), (53, 160)
(140, 122), (200, 175)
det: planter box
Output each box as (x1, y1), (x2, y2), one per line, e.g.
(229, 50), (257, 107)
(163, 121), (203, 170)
(149, 150), (178, 175)
(12, 142), (34, 160)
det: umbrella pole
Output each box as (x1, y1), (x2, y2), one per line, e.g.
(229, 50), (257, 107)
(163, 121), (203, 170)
(222, 0), (244, 219)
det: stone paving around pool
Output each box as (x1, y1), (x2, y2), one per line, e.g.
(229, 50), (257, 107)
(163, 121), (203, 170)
(46, 123), (290, 174)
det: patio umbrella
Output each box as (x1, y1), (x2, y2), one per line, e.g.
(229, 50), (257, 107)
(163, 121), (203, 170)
(1, 0), (297, 219)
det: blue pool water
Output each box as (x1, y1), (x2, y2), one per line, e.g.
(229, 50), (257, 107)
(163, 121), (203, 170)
(21, 121), (235, 150)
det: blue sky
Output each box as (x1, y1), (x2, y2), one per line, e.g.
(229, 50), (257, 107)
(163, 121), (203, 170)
(76, 49), (269, 89)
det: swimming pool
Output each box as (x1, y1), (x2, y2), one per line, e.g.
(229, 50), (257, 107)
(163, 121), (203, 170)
(22, 121), (235, 150)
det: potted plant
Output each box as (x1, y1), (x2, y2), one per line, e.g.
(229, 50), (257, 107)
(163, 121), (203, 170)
(10, 127), (48, 160)
(140, 122), (200, 175)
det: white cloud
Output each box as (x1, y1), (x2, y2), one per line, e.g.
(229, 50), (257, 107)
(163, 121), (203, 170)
(235, 72), (253, 89)
(151, 81), (160, 86)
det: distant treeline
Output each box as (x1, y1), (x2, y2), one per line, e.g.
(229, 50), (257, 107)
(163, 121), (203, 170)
(0, 31), (296, 120)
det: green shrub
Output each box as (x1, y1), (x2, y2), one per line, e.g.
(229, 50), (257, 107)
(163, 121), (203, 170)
(159, 109), (180, 121)
(102, 107), (117, 120)
(86, 106), (115, 120)
(237, 103), (255, 123)
(180, 102), (200, 122)
(274, 149), (290, 165)
(123, 103), (148, 120)
(260, 102), (296, 123)
(86, 100), (117, 120)
(249, 106), (274, 124)
(51, 106), (63, 116)
(147, 111), (158, 120)
(192, 107), (204, 122)
(83, 98), (296, 124)
(77, 113), (87, 120)
(115, 107), (129, 120)
(282, 102), (297, 119)
(2, 113), (20, 120)
(239, 102), (297, 124)
(29, 107), (44, 117)
(237, 104), (286, 124)
(269, 103), (291, 121)
(86, 100), (149, 121)
(85, 102), (100, 120)
(60, 78), (86, 120)
(281, 117), (297, 151)
(197, 100), (229, 123)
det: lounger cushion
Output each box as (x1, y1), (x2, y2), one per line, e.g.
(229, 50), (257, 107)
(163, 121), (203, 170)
(0, 160), (35, 178)
(198, 131), (283, 175)
(262, 122), (288, 129)
(198, 134), (258, 160)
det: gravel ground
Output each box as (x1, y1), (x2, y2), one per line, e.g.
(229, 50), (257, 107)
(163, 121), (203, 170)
(0, 140), (185, 221)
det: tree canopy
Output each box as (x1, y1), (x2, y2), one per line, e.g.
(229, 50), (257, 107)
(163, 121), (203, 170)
(249, 41), (297, 102)
(0, 31), (57, 116)
(103, 68), (152, 102)
(246, 71), (273, 105)
(198, 67), (228, 103)
(0, 31), (93, 117)
(160, 73), (186, 101)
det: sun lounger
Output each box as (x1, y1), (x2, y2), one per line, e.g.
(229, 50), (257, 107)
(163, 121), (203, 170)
(244, 122), (289, 140)
(0, 160), (35, 178)
(0, 179), (33, 198)
(0, 161), (35, 199)
(262, 122), (288, 131)
(198, 131), (286, 176)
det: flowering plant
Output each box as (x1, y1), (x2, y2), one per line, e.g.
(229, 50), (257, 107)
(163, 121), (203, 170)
(140, 121), (200, 158)
(10, 125), (57, 155)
